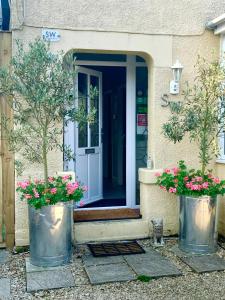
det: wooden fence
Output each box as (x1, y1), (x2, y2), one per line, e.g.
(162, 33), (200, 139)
(0, 32), (14, 248)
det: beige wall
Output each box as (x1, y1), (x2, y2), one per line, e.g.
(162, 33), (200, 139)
(11, 0), (224, 36)
(11, 2), (225, 244)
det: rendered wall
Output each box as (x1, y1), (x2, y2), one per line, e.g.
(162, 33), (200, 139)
(11, 0), (224, 36)
(11, 2), (225, 244)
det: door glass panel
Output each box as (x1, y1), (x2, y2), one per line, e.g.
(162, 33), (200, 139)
(136, 67), (148, 205)
(90, 75), (99, 147)
(78, 73), (88, 148)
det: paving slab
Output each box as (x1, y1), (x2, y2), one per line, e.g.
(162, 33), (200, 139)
(124, 248), (182, 278)
(170, 245), (211, 258)
(83, 254), (125, 267)
(180, 254), (225, 273)
(25, 257), (67, 272)
(0, 278), (10, 299)
(85, 262), (136, 284)
(26, 259), (75, 292)
(0, 250), (9, 265)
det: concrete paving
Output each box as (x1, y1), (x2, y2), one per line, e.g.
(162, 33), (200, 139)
(170, 245), (212, 258)
(83, 247), (182, 284)
(0, 250), (9, 265)
(0, 278), (10, 299)
(180, 254), (225, 273)
(26, 258), (75, 292)
(85, 262), (136, 284)
(124, 248), (182, 278)
(83, 255), (124, 267)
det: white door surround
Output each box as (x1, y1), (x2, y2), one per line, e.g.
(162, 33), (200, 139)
(64, 54), (147, 210)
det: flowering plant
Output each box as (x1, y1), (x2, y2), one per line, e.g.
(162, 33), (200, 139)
(17, 175), (86, 209)
(155, 161), (225, 197)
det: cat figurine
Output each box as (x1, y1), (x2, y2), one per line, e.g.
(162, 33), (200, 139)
(151, 218), (165, 246)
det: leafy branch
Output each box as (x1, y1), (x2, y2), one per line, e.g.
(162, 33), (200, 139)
(0, 38), (97, 182)
(163, 56), (225, 175)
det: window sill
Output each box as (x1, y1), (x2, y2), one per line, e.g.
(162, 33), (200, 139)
(216, 159), (225, 164)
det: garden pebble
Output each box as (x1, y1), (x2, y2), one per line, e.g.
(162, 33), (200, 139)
(1, 239), (225, 299)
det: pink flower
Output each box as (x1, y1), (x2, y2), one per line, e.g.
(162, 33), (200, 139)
(79, 200), (85, 207)
(160, 185), (167, 191)
(191, 184), (202, 191)
(213, 177), (220, 184)
(66, 182), (79, 195)
(208, 174), (213, 179)
(196, 176), (203, 182)
(25, 194), (32, 199)
(62, 175), (70, 181)
(202, 182), (209, 189)
(50, 188), (57, 194)
(184, 176), (189, 181)
(186, 182), (192, 189)
(172, 167), (179, 175)
(18, 181), (30, 189)
(169, 187), (177, 193)
(33, 188), (39, 198)
(164, 168), (170, 174)
(155, 172), (161, 177)
(48, 177), (54, 183)
(174, 179), (178, 183)
(83, 186), (88, 192)
(34, 178), (39, 184)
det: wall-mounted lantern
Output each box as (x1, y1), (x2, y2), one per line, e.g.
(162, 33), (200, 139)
(170, 60), (183, 95)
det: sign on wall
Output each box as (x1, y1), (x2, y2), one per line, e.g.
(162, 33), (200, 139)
(42, 29), (61, 42)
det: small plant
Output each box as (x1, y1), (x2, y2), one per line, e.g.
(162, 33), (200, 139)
(155, 160), (225, 197)
(17, 175), (86, 209)
(12, 246), (30, 255)
(137, 275), (152, 282)
(163, 56), (225, 175)
(0, 38), (96, 183)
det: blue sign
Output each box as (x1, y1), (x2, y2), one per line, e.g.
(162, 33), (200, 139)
(42, 29), (61, 42)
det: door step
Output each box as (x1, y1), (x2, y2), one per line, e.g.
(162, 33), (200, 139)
(74, 208), (141, 222)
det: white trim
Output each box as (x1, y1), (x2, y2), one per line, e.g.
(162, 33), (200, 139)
(215, 24), (225, 35)
(216, 159), (225, 164)
(207, 14), (225, 35)
(75, 60), (146, 67)
(126, 55), (136, 208)
(218, 35), (225, 161)
(65, 54), (146, 210)
(207, 14), (225, 28)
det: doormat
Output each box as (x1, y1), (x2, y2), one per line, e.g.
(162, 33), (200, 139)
(87, 241), (145, 257)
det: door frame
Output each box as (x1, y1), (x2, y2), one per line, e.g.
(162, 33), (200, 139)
(64, 55), (147, 210)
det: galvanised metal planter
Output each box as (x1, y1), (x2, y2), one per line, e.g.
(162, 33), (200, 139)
(179, 195), (218, 254)
(28, 201), (73, 267)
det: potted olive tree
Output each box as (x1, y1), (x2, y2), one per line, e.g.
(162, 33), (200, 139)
(0, 39), (94, 266)
(155, 57), (225, 254)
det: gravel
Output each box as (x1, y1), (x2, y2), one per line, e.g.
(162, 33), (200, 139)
(1, 239), (225, 300)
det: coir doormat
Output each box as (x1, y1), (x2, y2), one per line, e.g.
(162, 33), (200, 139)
(87, 241), (145, 257)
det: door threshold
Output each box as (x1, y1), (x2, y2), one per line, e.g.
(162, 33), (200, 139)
(74, 208), (141, 222)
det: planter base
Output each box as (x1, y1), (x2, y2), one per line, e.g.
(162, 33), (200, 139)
(179, 195), (218, 254)
(29, 202), (73, 267)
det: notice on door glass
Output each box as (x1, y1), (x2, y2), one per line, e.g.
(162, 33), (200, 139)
(137, 114), (148, 135)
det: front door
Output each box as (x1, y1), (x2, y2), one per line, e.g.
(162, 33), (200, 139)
(75, 67), (103, 205)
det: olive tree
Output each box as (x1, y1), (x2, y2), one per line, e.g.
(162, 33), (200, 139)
(0, 38), (95, 183)
(163, 56), (225, 175)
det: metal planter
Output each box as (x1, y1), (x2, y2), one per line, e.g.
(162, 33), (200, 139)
(28, 201), (73, 267)
(179, 195), (218, 254)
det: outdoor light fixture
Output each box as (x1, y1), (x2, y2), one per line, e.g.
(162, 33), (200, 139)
(170, 60), (183, 95)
